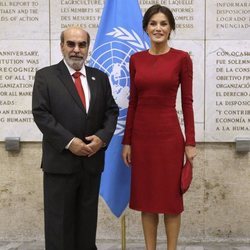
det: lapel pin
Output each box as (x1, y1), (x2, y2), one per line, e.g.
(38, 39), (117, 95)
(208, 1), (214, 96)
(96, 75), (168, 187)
(91, 77), (96, 80)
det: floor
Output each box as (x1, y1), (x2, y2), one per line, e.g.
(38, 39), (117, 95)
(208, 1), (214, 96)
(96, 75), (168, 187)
(0, 241), (250, 250)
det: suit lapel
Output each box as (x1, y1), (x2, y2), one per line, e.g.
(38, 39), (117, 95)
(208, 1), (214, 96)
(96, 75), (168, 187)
(86, 66), (97, 115)
(56, 61), (86, 113)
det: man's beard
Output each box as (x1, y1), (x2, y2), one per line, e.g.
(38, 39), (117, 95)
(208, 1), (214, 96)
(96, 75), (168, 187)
(64, 54), (85, 71)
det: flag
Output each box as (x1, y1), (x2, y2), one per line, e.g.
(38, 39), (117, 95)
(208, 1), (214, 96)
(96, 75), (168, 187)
(89, 0), (149, 217)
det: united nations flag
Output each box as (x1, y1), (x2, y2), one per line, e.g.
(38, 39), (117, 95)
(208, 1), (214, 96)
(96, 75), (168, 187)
(89, 0), (149, 217)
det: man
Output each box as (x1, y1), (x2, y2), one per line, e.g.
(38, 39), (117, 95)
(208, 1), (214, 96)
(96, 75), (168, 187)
(32, 27), (119, 250)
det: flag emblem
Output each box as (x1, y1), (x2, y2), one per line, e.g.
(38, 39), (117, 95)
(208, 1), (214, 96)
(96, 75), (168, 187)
(90, 27), (148, 136)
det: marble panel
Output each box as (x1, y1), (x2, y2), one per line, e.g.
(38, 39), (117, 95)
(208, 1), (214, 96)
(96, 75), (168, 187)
(50, 0), (105, 41)
(205, 40), (250, 142)
(169, 40), (205, 142)
(0, 40), (50, 141)
(50, 40), (62, 66)
(0, 0), (49, 40)
(139, 0), (205, 40)
(206, 0), (250, 40)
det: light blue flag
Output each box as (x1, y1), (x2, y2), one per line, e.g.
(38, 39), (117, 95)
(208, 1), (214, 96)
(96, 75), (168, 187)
(89, 0), (149, 217)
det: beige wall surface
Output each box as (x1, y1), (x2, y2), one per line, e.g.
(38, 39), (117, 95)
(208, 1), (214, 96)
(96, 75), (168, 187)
(0, 142), (249, 242)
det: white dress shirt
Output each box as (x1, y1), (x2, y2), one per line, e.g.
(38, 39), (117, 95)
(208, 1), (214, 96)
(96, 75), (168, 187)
(64, 60), (91, 113)
(64, 60), (91, 149)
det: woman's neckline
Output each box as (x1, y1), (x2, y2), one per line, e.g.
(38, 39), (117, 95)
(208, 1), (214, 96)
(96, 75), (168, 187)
(147, 47), (172, 56)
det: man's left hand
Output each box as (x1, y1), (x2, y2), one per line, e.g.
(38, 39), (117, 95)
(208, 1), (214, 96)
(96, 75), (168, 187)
(85, 135), (104, 157)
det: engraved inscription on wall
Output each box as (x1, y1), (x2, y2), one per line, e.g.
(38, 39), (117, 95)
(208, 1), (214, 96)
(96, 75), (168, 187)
(0, 51), (38, 121)
(1, 1), (250, 141)
(0, 0), (49, 39)
(0, 41), (50, 141)
(0, 1), (39, 22)
(206, 41), (250, 141)
(50, 0), (105, 39)
(207, 0), (250, 39)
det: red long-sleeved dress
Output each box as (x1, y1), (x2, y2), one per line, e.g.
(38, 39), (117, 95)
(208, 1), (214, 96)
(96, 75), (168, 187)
(122, 48), (195, 214)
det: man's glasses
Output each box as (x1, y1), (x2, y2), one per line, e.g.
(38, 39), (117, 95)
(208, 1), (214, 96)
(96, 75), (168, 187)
(66, 40), (88, 49)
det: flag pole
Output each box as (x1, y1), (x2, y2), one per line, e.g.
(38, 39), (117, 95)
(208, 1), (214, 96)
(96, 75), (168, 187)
(121, 215), (126, 250)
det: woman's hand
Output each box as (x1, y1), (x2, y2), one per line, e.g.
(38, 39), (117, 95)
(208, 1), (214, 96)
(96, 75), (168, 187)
(122, 145), (132, 167)
(185, 145), (197, 165)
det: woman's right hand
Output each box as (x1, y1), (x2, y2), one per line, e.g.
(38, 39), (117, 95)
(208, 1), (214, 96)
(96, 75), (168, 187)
(122, 145), (132, 167)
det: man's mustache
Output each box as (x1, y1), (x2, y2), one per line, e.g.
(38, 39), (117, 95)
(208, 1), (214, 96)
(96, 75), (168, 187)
(70, 55), (84, 59)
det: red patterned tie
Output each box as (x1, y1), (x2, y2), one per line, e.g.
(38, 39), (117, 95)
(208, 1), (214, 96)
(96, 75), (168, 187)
(72, 71), (86, 108)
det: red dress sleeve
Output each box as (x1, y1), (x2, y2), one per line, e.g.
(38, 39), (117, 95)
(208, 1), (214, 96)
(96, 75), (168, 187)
(122, 55), (138, 145)
(180, 52), (196, 146)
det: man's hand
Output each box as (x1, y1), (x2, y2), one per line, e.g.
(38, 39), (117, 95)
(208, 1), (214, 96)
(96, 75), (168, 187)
(68, 137), (93, 156)
(85, 135), (104, 157)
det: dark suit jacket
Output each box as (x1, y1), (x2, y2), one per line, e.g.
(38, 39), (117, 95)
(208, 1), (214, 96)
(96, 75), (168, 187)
(32, 60), (119, 174)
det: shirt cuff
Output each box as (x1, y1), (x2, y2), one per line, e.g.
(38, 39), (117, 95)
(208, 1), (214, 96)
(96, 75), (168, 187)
(65, 137), (75, 149)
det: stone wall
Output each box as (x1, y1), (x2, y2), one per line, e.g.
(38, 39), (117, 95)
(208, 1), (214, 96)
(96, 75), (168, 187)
(0, 142), (249, 242)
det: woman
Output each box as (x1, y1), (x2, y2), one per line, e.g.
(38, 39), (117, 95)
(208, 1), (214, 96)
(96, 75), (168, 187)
(122, 4), (196, 250)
